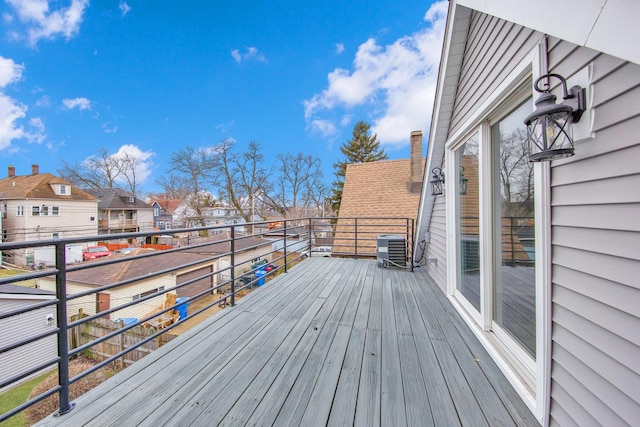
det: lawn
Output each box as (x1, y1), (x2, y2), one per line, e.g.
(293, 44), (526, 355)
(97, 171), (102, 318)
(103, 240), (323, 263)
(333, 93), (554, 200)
(0, 372), (52, 427)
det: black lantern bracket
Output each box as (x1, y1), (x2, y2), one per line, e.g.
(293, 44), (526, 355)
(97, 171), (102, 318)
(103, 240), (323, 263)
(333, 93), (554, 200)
(533, 73), (586, 123)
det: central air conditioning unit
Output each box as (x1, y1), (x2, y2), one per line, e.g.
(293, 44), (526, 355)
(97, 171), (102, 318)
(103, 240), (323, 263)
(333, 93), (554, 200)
(376, 234), (407, 268)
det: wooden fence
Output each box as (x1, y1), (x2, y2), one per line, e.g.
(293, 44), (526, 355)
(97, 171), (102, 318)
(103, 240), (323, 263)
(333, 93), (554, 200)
(69, 311), (177, 368)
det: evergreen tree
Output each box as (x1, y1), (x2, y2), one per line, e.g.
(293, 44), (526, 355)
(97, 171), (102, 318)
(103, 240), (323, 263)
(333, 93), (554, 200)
(329, 121), (388, 214)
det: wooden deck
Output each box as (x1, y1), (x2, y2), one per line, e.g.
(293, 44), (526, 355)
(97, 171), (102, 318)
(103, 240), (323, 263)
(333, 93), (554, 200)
(38, 258), (539, 427)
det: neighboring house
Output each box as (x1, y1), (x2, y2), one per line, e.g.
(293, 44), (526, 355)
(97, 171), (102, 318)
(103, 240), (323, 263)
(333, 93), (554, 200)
(37, 250), (216, 320)
(149, 199), (183, 231)
(0, 284), (56, 391)
(335, 131), (425, 256)
(37, 232), (273, 320)
(0, 165), (98, 266)
(414, 1), (639, 425)
(201, 206), (246, 229)
(83, 189), (154, 237)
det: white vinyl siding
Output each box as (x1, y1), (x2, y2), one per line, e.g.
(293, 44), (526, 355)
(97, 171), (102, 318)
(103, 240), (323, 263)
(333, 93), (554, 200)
(0, 296), (57, 391)
(546, 37), (640, 425)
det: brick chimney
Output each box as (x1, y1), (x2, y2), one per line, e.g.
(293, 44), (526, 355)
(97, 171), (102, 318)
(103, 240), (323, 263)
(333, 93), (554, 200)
(32, 164), (39, 175)
(408, 130), (424, 193)
(8, 166), (15, 178)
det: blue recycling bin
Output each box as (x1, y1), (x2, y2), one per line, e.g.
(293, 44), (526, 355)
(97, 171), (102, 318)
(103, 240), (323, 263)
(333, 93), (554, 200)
(255, 269), (267, 287)
(175, 297), (189, 319)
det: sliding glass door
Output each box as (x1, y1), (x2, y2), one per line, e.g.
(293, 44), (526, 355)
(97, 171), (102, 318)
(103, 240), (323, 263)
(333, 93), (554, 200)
(455, 133), (481, 313)
(452, 95), (537, 370)
(491, 100), (536, 358)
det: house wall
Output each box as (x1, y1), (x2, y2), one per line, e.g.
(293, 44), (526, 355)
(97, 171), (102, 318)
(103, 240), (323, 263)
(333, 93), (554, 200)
(430, 8), (640, 425)
(37, 277), (173, 321)
(3, 199), (98, 242)
(544, 38), (640, 427)
(136, 209), (155, 233)
(2, 199), (98, 266)
(425, 12), (539, 292)
(0, 296), (57, 391)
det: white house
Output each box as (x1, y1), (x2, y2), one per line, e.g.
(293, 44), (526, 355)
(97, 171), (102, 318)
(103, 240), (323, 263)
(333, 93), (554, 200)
(0, 165), (98, 266)
(414, 1), (639, 425)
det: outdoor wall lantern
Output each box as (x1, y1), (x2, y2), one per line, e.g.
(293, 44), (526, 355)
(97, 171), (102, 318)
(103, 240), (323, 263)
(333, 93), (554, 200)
(430, 167), (444, 196)
(459, 166), (468, 195)
(524, 73), (586, 162)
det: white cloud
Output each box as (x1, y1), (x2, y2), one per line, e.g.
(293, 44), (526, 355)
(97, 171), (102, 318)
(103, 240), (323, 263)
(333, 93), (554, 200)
(231, 46), (267, 64)
(0, 56), (24, 87)
(303, 0), (448, 147)
(102, 122), (118, 133)
(113, 144), (155, 184)
(5, 0), (88, 46)
(35, 95), (50, 107)
(119, 2), (131, 16)
(27, 117), (46, 142)
(308, 119), (337, 138)
(62, 97), (91, 110)
(0, 56), (45, 149)
(0, 93), (27, 149)
(335, 43), (345, 54)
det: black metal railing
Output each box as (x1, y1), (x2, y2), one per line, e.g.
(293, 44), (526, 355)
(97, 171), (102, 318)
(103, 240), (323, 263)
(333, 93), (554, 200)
(460, 215), (534, 266)
(0, 216), (414, 423)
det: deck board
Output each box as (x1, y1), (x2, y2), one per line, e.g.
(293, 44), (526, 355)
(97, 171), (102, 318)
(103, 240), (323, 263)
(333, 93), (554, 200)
(37, 258), (539, 427)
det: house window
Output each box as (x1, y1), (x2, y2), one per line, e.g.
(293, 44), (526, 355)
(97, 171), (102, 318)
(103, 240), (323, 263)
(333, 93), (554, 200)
(51, 206), (60, 215)
(17, 205), (24, 216)
(491, 99), (536, 358)
(154, 208), (160, 216)
(449, 87), (538, 390)
(59, 185), (68, 195)
(52, 232), (60, 239)
(41, 206), (49, 216)
(132, 286), (165, 301)
(32, 206), (40, 216)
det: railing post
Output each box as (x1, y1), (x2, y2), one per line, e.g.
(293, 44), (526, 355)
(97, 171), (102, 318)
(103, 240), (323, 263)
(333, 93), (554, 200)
(283, 220), (288, 273)
(410, 218), (415, 272)
(510, 217), (515, 264)
(308, 217), (312, 252)
(354, 218), (358, 260)
(54, 242), (75, 416)
(230, 226), (236, 306)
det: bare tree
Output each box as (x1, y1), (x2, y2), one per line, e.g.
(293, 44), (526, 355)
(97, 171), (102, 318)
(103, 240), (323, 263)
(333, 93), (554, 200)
(153, 174), (192, 199)
(498, 128), (533, 216)
(115, 150), (141, 197)
(58, 148), (122, 190)
(213, 139), (272, 222)
(270, 153), (324, 217)
(168, 145), (218, 226)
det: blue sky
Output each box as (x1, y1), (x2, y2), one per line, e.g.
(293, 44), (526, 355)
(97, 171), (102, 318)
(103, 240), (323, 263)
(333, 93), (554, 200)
(0, 0), (447, 195)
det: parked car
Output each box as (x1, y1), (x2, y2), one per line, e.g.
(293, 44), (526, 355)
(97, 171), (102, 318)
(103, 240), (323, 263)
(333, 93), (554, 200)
(82, 245), (112, 261)
(309, 246), (332, 257)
